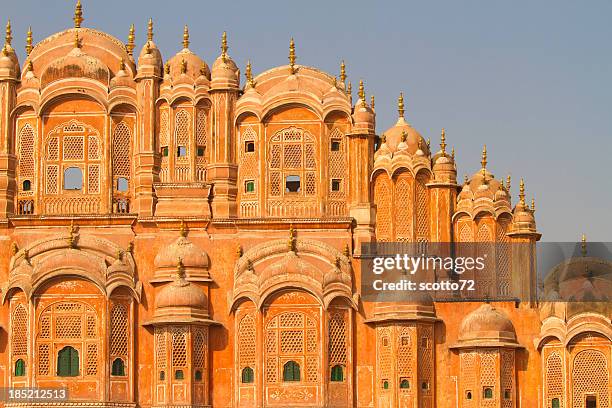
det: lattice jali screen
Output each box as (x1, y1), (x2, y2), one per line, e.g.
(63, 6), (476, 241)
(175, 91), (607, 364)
(374, 175), (392, 242)
(110, 303), (129, 358)
(175, 110), (191, 162)
(397, 326), (413, 377)
(112, 122), (131, 178)
(328, 310), (348, 367)
(328, 128), (346, 201)
(193, 328), (207, 369)
(155, 327), (168, 372)
(415, 175), (430, 242)
(377, 327), (393, 387)
(265, 311), (319, 384)
(36, 301), (100, 378)
(238, 126), (258, 215)
(572, 349), (609, 408)
(17, 124), (35, 191)
(394, 175), (413, 242)
(171, 326), (188, 368)
(545, 351), (564, 408)
(500, 350), (515, 408)
(496, 218), (512, 296)
(238, 314), (256, 369)
(479, 351), (498, 408)
(43, 120), (103, 213)
(418, 325), (434, 396)
(476, 223), (494, 297)
(196, 109), (208, 179)
(11, 305), (28, 360)
(159, 110), (169, 147)
(460, 351), (477, 408)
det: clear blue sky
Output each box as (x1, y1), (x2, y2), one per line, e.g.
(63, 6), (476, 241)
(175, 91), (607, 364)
(5, 0), (611, 241)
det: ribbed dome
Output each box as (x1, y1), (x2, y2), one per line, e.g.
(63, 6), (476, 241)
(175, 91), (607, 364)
(0, 45), (19, 75)
(154, 234), (209, 271)
(455, 303), (520, 348)
(41, 46), (109, 88)
(211, 54), (239, 88)
(138, 40), (162, 69)
(382, 117), (429, 156)
(109, 62), (132, 88)
(156, 276), (207, 310)
(167, 48), (210, 81)
(353, 99), (375, 125)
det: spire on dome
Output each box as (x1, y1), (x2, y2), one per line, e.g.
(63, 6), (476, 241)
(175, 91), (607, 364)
(126, 24), (135, 56)
(183, 25), (190, 49)
(507, 175), (511, 192)
(451, 147), (455, 160)
(531, 197), (535, 212)
(288, 223), (296, 252)
(180, 58), (187, 74)
(73, 0), (83, 29)
(74, 30), (81, 48)
(398, 92), (405, 118)
(289, 37), (296, 73)
(221, 31), (228, 62)
(25, 26), (33, 55)
(5, 20), (12, 47)
(481, 144), (487, 178)
(519, 178), (526, 206)
(245, 60), (254, 86)
(176, 258), (186, 280)
(371, 95), (375, 110)
(347, 81), (352, 101)
(179, 220), (188, 237)
(147, 18), (154, 42)
(581, 233), (587, 256)
(440, 128), (447, 155)
(340, 60), (346, 83)
(358, 79), (365, 104)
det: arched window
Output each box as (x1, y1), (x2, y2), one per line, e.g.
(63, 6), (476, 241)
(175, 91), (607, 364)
(22, 180), (31, 191)
(382, 380), (389, 389)
(195, 370), (202, 381)
(159, 370), (165, 381)
(57, 346), (79, 377)
(399, 378), (410, 389)
(14, 359), (25, 376)
(466, 391), (472, 400)
(282, 361), (300, 382)
(551, 398), (560, 408)
(483, 387), (493, 399)
(175, 369), (184, 380)
(330, 365), (344, 382)
(111, 358), (125, 376)
(64, 167), (83, 190)
(242, 366), (254, 383)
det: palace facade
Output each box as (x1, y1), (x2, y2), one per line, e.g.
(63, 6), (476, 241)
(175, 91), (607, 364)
(0, 3), (610, 408)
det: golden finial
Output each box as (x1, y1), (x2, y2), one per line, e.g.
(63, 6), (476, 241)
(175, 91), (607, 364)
(116, 249), (124, 261)
(427, 138), (431, 149)
(25, 26), (33, 55)
(332, 75), (337, 87)
(287, 223), (296, 251)
(147, 18), (154, 42)
(481, 145), (487, 170)
(180, 58), (187, 74)
(347, 81), (352, 100)
(398, 92), (405, 118)
(23, 248), (30, 263)
(183, 25), (190, 49)
(1, 45), (7, 57)
(380, 134), (386, 144)
(68, 220), (78, 248)
(199, 65), (206, 76)
(145, 41), (151, 54)
(236, 244), (243, 258)
(119, 58), (125, 71)
(289, 37), (296, 73)
(164, 62), (170, 75)
(358, 79), (365, 103)
(519, 178), (526, 206)
(246, 258), (254, 271)
(127, 241), (134, 254)
(464, 174), (468, 184)
(26, 59), (33, 72)
(73, 30), (81, 49)
(401, 131), (407, 143)
(440, 128), (447, 154)
(5, 20), (12, 47)
(245, 60), (254, 87)
(340, 60), (346, 83)
(343, 243), (350, 257)
(531, 197), (535, 212)
(506, 175), (511, 192)
(126, 24), (135, 56)
(11, 242), (18, 255)
(451, 147), (455, 160)
(581, 233), (587, 257)
(73, 0), (83, 29)
(179, 220), (187, 237)
(221, 31), (228, 62)
(371, 95), (375, 110)
(176, 257), (186, 279)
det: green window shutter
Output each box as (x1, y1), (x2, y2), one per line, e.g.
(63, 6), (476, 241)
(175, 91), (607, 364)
(58, 346), (78, 377)
(283, 361), (300, 382)
(70, 347), (79, 376)
(551, 399), (560, 408)
(242, 367), (254, 383)
(14, 359), (25, 376)
(112, 358), (125, 376)
(330, 365), (344, 382)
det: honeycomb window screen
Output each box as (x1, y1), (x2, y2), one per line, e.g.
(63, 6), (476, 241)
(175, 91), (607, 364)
(265, 312), (319, 384)
(193, 328), (207, 369)
(155, 327), (168, 373)
(112, 122), (132, 179)
(18, 124), (35, 186)
(394, 175), (413, 242)
(174, 110), (191, 163)
(11, 305), (28, 361)
(415, 174), (430, 242)
(572, 349), (609, 408)
(328, 129), (346, 200)
(171, 326), (188, 368)
(374, 175), (393, 242)
(196, 108), (207, 152)
(36, 301), (100, 379)
(268, 127), (317, 199)
(328, 310), (348, 367)
(110, 304), (129, 359)
(238, 314), (256, 370)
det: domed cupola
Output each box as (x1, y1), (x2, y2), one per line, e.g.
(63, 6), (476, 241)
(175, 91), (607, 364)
(211, 31), (239, 89)
(0, 20), (20, 79)
(109, 58), (133, 88)
(511, 178), (537, 234)
(352, 79), (375, 132)
(456, 145), (512, 217)
(153, 222), (210, 282)
(374, 134), (392, 164)
(165, 25), (210, 84)
(453, 303), (521, 348)
(381, 92), (430, 157)
(137, 19), (163, 76)
(431, 128), (457, 184)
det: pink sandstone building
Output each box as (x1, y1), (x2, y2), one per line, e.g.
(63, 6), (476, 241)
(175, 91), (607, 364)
(0, 3), (610, 407)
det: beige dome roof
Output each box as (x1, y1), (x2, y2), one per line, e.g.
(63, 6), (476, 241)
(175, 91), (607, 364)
(154, 231), (209, 271)
(138, 40), (163, 69)
(454, 303), (521, 348)
(156, 275), (207, 310)
(382, 117), (430, 156)
(41, 46), (109, 88)
(167, 48), (210, 81)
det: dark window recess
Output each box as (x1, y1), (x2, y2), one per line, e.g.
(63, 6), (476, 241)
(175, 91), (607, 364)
(331, 179), (341, 191)
(282, 361), (300, 382)
(285, 175), (301, 193)
(22, 180), (31, 191)
(111, 358), (125, 376)
(245, 141), (255, 152)
(586, 397), (597, 408)
(197, 146), (205, 156)
(382, 380), (389, 389)
(483, 387), (493, 399)
(245, 180), (255, 193)
(177, 146), (187, 157)
(331, 140), (341, 151)
(175, 369), (184, 380)
(466, 391), (472, 400)
(14, 359), (25, 377)
(162, 146), (169, 157)
(504, 389), (511, 399)
(241, 367), (254, 383)
(330, 365), (344, 382)
(57, 346), (79, 377)
(195, 370), (202, 381)
(159, 371), (165, 380)
(117, 177), (129, 192)
(399, 378), (410, 389)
